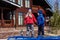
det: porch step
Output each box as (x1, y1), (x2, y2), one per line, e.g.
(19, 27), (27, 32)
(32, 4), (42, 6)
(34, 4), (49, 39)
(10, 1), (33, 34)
(0, 29), (38, 39)
(0, 27), (55, 39)
(0, 27), (38, 39)
(0, 32), (20, 39)
(4, 24), (11, 27)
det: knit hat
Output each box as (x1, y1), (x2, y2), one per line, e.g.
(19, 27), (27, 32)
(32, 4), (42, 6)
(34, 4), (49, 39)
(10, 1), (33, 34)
(28, 9), (32, 12)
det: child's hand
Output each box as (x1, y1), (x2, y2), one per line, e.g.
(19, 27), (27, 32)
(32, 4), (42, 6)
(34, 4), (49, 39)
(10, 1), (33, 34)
(35, 22), (37, 25)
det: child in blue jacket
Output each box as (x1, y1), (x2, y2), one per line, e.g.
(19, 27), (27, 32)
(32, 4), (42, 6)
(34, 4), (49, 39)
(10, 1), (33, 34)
(37, 10), (45, 36)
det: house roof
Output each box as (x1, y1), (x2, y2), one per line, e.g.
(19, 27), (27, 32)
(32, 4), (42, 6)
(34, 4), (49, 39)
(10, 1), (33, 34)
(0, 0), (18, 10)
(0, 0), (21, 9)
(32, 0), (52, 9)
(2, 0), (21, 8)
(32, 0), (53, 16)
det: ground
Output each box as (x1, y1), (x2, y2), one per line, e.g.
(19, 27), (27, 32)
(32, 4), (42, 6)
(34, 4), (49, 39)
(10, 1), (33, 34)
(0, 26), (60, 40)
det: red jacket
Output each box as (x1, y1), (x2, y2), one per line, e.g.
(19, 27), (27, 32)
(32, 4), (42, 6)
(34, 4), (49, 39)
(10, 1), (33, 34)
(24, 14), (37, 25)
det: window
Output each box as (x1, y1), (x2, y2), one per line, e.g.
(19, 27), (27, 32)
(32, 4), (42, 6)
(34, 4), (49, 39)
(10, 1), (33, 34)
(13, 14), (15, 25)
(18, 0), (23, 6)
(25, 0), (30, 8)
(18, 13), (23, 25)
(10, 11), (15, 25)
(9, 0), (15, 2)
(12, 0), (15, 2)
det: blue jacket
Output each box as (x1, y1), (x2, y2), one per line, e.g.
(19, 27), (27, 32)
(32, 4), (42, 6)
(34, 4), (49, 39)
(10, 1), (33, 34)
(37, 10), (45, 26)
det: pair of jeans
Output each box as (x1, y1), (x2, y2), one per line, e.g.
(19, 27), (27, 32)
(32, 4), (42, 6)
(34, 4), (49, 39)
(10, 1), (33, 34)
(38, 25), (44, 35)
(26, 24), (34, 37)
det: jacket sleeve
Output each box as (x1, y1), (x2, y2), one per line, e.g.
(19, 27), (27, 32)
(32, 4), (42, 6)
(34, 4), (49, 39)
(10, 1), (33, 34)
(32, 14), (37, 23)
(24, 18), (26, 25)
(24, 15), (27, 25)
(37, 17), (39, 25)
(24, 13), (29, 24)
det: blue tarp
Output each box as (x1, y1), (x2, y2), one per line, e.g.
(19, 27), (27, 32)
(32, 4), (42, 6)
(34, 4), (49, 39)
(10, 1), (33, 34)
(38, 36), (60, 40)
(8, 36), (37, 40)
(8, 36), (60, 40)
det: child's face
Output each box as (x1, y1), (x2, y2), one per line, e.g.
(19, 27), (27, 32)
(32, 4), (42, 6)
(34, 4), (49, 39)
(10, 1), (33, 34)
(28, 9), (32, 14)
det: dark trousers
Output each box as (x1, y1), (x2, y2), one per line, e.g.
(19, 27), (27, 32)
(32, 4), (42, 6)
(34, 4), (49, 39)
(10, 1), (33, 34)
(38, 25), (44, 35)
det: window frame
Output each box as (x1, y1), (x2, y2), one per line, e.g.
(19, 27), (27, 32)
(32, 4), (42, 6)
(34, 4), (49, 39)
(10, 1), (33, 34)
(18, 12), (24, 26)
(17, 0), (23, 7)
(8, 0), (16, 3)
(25, 0), (30, 8)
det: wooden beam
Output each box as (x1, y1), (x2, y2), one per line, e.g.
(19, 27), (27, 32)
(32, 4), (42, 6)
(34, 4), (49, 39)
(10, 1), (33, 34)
(23, 0), (25, 8)
(0, 7), (11, 10)
(30, 0), (32, 8)
(1, 8), (4, 27)
(11, 11), (14, 27)
(15, 9), (18, 27)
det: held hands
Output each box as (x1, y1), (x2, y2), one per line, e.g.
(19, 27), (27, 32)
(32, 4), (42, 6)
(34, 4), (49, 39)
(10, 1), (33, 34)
(29, 14), (32, 18)
(25, 13), (32, 18)
(34, 22), (37, 26)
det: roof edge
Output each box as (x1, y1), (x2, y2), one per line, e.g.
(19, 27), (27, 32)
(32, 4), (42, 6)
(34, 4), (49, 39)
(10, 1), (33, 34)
(45, 0), (53, 9)
(3, 0), (21, 8)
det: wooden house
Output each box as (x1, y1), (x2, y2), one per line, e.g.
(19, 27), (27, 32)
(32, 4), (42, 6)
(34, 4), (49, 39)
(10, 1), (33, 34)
(0, 0), (52, 27)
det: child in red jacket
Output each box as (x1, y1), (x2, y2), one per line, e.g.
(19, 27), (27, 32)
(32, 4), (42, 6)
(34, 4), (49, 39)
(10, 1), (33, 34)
(24, 9), (37, 37)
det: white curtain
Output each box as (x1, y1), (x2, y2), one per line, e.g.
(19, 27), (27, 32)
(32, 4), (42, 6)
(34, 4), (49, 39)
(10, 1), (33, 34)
(12, 0), (15, 2)
(18, 0), (23, 7)
(25, 0), (30, 8)
(9, 0), (15, 2)
(18, 13), (23, 25)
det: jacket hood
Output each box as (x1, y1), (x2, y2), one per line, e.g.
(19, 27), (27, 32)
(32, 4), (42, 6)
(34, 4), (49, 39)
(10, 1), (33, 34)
(38, 10), (43, 14)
